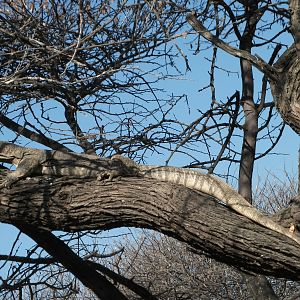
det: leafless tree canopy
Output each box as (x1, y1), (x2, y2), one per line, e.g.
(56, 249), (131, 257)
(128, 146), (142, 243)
(1, 0), (300, 299)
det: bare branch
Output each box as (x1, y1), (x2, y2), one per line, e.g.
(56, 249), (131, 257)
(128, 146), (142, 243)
(186, 12), (279, 81)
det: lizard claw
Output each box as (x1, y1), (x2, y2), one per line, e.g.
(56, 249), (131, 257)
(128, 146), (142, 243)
(97, 170), (121, 181)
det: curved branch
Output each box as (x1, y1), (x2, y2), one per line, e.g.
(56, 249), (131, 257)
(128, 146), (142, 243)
(1, 174), (300, 281)
(186, 12), (279, 82)
(88, 261), (158, 300)
(0, 112), (70, 151)
(17, 224), (128, 300)
(64, 107), (96, 154)
(216, 0), (242, 40)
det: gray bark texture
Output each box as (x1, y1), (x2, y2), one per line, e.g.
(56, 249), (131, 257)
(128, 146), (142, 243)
(1, 172), (300, 281)
(270, 45), (300, 134)
(268, 0), (300, 133)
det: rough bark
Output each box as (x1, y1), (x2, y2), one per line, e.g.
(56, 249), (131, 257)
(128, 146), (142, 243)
(270, 45), (300, 134)
(1, 173), (300, 281)
(289, 0), (300, 52)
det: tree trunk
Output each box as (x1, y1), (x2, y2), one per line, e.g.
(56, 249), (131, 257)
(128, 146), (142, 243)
(270, 45), (300, 134)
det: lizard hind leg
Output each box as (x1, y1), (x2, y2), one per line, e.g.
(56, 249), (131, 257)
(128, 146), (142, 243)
(0, 156), (42, 188)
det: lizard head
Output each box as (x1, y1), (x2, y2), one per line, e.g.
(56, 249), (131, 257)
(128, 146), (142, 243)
(0, 141), (23, 166)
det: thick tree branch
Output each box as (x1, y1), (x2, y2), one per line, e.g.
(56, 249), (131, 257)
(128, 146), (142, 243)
(269, 45), (300, 134)
(87, 261), (158, 300)
(15, 224), (128, 300)
(0, 248), (157, 300)
(289, 0), (300, 53)
(1, 174), (300, 281)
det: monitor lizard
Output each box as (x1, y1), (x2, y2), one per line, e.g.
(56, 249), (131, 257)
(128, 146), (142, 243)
(0, 141), (125, 187)
(111, 155), (300, 246)
(0, 141), (299, 245)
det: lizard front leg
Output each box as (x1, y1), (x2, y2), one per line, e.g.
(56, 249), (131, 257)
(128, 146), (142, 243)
(97, 170), (122, 181)
(97, 155), (139, 181)
(0, 156), (42, 188)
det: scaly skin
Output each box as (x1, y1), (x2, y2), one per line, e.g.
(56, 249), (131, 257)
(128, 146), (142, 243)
(112, 155), (300, 246)
(0, 141), (123, 187)
(0, 142), (299, 245)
